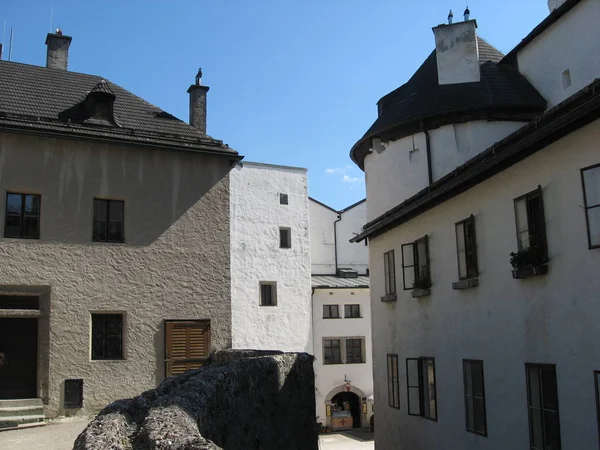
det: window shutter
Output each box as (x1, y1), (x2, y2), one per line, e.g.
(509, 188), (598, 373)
(165, 321), (210, 377)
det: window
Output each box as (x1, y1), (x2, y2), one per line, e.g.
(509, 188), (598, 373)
(259, 282), (277, 306)
(4, 193), (40, 239)
(456, 216), (478, 280)
(514, 188), (548, 263)
(91, 313), (123, 360)
(345, 338), (363, 364)
(406, 357), (437, 420)
(279, 227), (291, 248)
(581, 164), (600, 248)
(526, 364), (561, 450)
(383, 250), (396, 300)
(344, 304), (360, 318)
(323, 339), (341, 364)
(402, 236), (430, 290)
(463, 360), (487, 436)
(323, 304), (339, 319)
(279, 193), (288, 205)
(387, 354), (400, 409)
(93, 199), (124, 243)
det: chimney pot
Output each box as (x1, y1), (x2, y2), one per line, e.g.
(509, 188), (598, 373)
(188, 71), (209, 134)
(45, 31), (72, 70)
(448, 9), (454, 24)
(464, 7), (470, 21)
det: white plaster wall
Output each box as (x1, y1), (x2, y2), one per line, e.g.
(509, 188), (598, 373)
(309, 199), (338, 274)
(0, 132), (233, 417)
(433, 21), (480, 85)
(364, 133), (429, 221)
(312, 288), (373, 425)
(368, 119), (600, 449)
(517, 0), (600, 108)
(430, 121), (528, 182)
(230, 162), (312, 353)
(336, 201), (369, 274)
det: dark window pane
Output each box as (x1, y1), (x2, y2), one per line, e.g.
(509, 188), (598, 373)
(24, 195), (39, 215)
(528, 366), (542, 408)
(6, 193), (22, 215)
(529, 408), (544, 450)
(474, 397), (486, 433)
(280, 193), (288, 205)
(93, 220), (107, 242)
(22, 216), (39, 238)
(543, 410), (561, 450)
(466, 395), (475, 431)
(5, 193), (40, 239)
(473, 362), (484, 397)
(260, 284), (275, 306)
(4, 214), (21, 237)
(541, 367), (558, 410)
(91, 314), (123, 360)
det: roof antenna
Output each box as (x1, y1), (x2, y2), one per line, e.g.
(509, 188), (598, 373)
(464, 5), (470, 21)
(50, 6), (54, 32)
(448, 9), (454, 24)
(8, 26), (13, 61)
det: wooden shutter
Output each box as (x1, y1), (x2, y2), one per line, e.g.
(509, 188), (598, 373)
(165, 320), (210, 377)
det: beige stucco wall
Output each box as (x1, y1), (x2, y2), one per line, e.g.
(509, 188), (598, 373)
(0, 131), (233, 417)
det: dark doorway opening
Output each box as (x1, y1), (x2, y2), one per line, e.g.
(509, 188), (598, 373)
(331, 391), (361, 429)
(0, 318), (38, 399)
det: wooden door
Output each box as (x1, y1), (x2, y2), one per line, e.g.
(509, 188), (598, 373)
(0, 318), (38, 399)
(164, 320), (210, 377)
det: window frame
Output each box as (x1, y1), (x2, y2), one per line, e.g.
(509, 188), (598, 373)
(387, 354), (400, 409)
(344, 304), (361, 318)
(581, 163), (600, 249)
(455, 216), (478, 280)
(279, 227), (291, 249)
(525, 363), (562, 450)
(406, 356), (437, 421)
(259, 282), (277, 306)
(4, 192), (41, 239)
(323, 338), (342, 365)
(383, 250), (396, 297)
(513, 187), (548, 260)
(323, 304), (340, 319)
(345, 338), (364, 364)
(279, 193), (289, 205)
(402, 235), (431, 290)
(594, 370), (600, 448)
(91, 313), (124, 360)
(92, 198), (125, 243)
(463, 359), (487, 437)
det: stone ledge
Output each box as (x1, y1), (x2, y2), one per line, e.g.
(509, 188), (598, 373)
(452, 278), (479, 290)
(0, 309), (40, 317)
(412, 288), (431, 298)
(380, 294), (397, 302)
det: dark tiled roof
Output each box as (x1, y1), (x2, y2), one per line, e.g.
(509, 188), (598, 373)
(311, 275), (369, 289)
(350, 37), (547, 169)
(0, 61), (238, 156)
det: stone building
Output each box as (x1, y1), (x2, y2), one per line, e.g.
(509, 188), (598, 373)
(0, 30), (241, 423)
(350, 0), (600, 448)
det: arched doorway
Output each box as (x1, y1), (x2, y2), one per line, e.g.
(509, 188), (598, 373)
(324, 385), (367, 430)
(331, 391), (361, 429)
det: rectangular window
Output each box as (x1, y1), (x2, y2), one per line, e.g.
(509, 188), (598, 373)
(93, 199), (124, 243)
(323, 304), (339, 319)
(526, 364), (561, 450)
(345, 338), (363, 364)
(402, 236), (430, 290)
(4, 193), (41, 239)
(280, 193), (289, 205)
(406, 357), (437, 420)
(344, 304), (361, 318)
(259, 282), (277, 306)
(581, 164), (600, 248)
(279, 227), (291, 248)
(91, 313), (124, 360)
(323, 339), (341, 365)
(383, 250), (396, 297)
(456, 216), (478, 280)
(514, 188), (547, 262)
(387, 354), (400, 409)
(463, 360), (487, 436)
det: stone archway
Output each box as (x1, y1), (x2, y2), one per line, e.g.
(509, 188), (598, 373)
(324, 385), (368, 429)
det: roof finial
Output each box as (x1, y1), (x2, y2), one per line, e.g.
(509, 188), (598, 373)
(195, 67), (202, 86)
(464, 6), (470, 21)
(56, 28), (63, 35)
(448, 9), (454, 25)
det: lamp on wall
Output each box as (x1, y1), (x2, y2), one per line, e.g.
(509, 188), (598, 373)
(344, 374), (352, 392)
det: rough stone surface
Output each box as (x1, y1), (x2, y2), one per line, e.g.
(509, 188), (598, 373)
(73, 351), (317, 450)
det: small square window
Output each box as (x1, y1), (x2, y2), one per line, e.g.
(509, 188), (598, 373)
(4, 192), (41, 239)
(260, 282), (277, 306)
(323, 304), (339, 318)
(280, 193), (289, 205)
(93, 199), (124, 243)
(91, 313), (124, 360)
(279, 227), (291, 249)
(344, 304), (361, 318)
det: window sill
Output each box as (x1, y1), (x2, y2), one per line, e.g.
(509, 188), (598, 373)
(92, 240), (126, 245)
(344, 317), (362, 319)
(452, 278), (479, 290)
(260, 304), (278, 307)
(381, 294), (397, 302)
(345, 361), (366, 364)
(91, 358), (126, 362)
(3, 235), (40, 240)
(323, 317), (342, 319)
(412, 288), (431, 298)
(323, 362), (344, 366)
(511, 264), (548, 279)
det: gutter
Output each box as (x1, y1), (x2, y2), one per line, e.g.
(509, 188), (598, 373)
(333, 213), (342, 273)
(422, 124), (433, 186)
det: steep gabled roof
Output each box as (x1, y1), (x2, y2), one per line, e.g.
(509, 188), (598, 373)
(350, 37), (546, 169)
(0, 60), (238, 157)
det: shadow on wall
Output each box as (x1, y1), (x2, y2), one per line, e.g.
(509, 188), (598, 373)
(73, 350), (318, 450)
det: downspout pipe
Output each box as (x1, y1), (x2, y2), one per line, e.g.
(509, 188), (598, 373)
(333, 213), (342, 274)
(421, 120), (433, 186)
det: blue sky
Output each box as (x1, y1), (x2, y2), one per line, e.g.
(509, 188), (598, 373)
(2, 1), (548, 210)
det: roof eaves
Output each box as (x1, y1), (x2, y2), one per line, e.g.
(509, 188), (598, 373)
(309, 197), (339, 214)
(339, 198), (366, 213)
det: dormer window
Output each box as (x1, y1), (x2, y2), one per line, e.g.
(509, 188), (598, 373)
(83, 80), (117, 126)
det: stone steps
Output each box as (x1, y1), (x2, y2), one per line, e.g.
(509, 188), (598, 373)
(0, 398), (45, 430)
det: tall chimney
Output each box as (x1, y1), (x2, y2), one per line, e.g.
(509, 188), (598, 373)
(548, 0), (567, 12)
(45, 29), (72, 70)
(187, 68), (209, 134)
(432, 19), (480, 85)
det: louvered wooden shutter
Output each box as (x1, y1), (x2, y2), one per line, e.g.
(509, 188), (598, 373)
(165, 320), (210, 377)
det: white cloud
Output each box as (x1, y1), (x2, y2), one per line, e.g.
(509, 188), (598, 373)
(325, 165), (353, 175)
(342, 175), (363, 183)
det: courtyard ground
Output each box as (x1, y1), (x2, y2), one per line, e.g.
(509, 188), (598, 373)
(0, 419), (374, 449)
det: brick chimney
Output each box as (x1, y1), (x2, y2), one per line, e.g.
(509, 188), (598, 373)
(432, 19), (480, 85)
(45, 29), (72, 70)
(187, 68), (209, 134)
